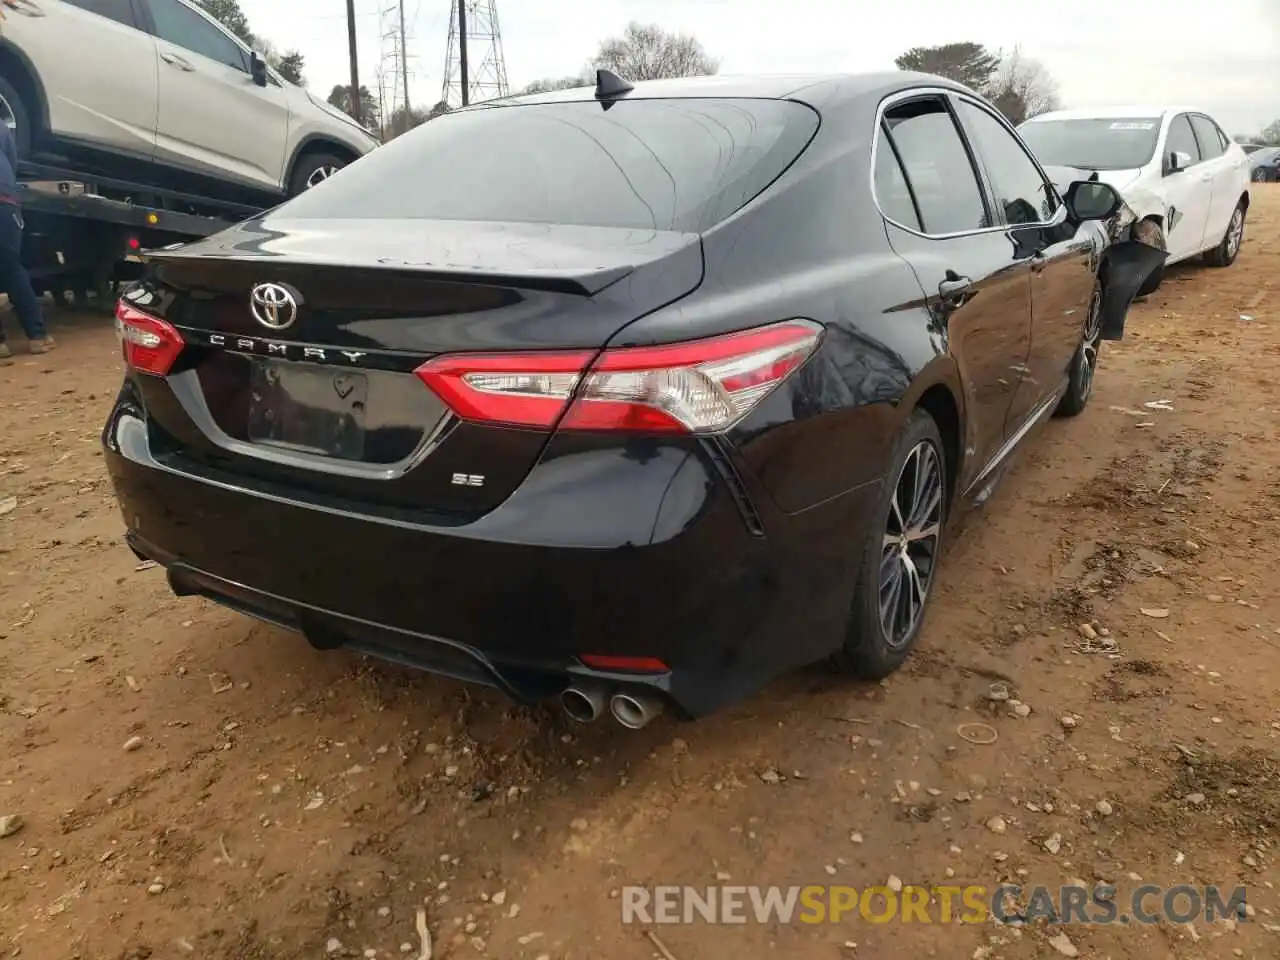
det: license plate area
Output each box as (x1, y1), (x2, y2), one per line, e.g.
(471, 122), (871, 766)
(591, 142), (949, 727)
(247, 360), (368, 461)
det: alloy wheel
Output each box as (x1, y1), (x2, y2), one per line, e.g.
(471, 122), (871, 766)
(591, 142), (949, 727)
(879, 440), (943, 648)
(1226, 208), (1244, 259)
(1079, 287), (1104, 402)
(305, 165), (340, 189)
(0, 92), (17, 134)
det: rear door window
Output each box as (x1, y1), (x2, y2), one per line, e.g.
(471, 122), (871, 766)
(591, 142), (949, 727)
(874, 129), (921, 231)
(880, 97), (990, 235)
(65, 0), (137, 25)
(146, 0), (249, 71)
(277, 97), (820, 233)
(1189, 115), (1225, 160)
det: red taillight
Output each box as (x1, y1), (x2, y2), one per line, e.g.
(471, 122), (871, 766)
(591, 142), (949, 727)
(115, 300), (185, 376)
(579, 655), (670, 673)
(414, 320), (822, 434)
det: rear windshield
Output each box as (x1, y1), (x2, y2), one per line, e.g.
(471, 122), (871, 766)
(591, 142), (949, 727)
(278, 97), (819, 233)
(1017, 117), (1161, 171)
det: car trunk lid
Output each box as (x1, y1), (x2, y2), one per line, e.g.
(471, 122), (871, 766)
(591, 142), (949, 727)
(130, 216), (704, 518)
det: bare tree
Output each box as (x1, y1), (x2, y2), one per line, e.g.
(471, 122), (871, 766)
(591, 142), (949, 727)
(1262, 119), (1280, 146)
(592, 22), (719, 81)
(426, 101), (452, 121)
(984, 47), (1060, 124)
(519, 75), (590, 95)
(894, 42), (1001, 91)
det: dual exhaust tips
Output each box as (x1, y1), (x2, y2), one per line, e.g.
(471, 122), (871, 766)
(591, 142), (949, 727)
(561, 684), (664, 730)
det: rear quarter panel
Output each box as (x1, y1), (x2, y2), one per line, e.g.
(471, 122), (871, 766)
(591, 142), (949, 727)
(608, 83), (956, 516)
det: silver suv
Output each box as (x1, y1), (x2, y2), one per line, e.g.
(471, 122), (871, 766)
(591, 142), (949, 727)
(0, 0), (379, 197)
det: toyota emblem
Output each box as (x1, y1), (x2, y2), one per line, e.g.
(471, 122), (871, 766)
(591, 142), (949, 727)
(250, 282), (300, 330)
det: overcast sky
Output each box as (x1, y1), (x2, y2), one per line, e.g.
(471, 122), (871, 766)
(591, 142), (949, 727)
(239, 0), (1278, 135)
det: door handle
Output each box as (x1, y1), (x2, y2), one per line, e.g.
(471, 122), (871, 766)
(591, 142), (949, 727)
(938, 274), (972, 304)
(161, 51), (195, 71)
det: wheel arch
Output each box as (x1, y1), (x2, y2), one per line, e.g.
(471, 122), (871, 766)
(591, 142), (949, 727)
(897, 360), (965, 509)
(286, 135), (361, 186)
(0, 39), (50, 138)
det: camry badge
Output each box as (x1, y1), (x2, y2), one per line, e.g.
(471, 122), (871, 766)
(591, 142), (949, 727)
(250, 282), (300, 330)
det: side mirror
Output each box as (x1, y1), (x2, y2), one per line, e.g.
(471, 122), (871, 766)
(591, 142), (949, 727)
(1166, 150), (1193, 175)
(250, 52), (268, 87)
(1063, 179), (1122, 222)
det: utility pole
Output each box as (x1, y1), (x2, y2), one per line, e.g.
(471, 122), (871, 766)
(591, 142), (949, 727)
(457, 0), (469, 106)
(398, 0), (410, 116)
(346, 0), (362, 125)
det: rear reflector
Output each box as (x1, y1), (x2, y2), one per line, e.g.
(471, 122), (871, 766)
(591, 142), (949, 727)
(415, 320), (822, 434)
(115, 300), (185, 376)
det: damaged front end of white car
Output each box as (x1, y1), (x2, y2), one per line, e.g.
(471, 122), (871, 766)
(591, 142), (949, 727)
(1050, 166), (1168, 341)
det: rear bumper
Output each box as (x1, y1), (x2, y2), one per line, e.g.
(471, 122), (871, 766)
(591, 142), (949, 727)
(104, 396), (877, 718)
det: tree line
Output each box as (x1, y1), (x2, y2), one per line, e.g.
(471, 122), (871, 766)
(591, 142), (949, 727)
(513, 34), (1061, 127)
(1235, 121), (1280, 147)
(195, 0), (305, 86)
(189, 5), (1062, 138)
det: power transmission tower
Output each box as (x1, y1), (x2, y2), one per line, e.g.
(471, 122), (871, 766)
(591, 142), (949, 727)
(441, 0), (508, 108)
(377, 0), (417, 134)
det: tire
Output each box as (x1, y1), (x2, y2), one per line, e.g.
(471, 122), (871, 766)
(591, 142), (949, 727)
(288, 152), (348, 196)
(0, 75), (32, 159)
(1132, 218), (1166, 296)
(1054, 284), (1103, 419)
(1203, 202), (1245, 268)
(837, 409), (947, 680)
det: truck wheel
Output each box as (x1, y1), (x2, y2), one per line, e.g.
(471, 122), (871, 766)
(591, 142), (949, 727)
(289, 152), (347, 196)
(0, 76), (32, 158)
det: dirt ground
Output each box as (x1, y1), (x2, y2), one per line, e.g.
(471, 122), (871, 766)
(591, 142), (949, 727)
(2, 191), (1280, 960)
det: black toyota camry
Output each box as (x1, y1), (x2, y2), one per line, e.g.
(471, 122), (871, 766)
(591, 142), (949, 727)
(103, 70), (1165, 726)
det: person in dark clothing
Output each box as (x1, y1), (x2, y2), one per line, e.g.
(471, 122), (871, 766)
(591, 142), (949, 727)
(0, 118), (52, 363)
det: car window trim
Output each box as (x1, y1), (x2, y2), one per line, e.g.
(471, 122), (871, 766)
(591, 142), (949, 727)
(142, 0), (252, 73)
(872, 90), (993, 239)
(870, 86), (1062, 241)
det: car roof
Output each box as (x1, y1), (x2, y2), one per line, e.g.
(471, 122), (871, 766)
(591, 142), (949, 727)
(1023, 106), (1208, 123)
(479, 71), (972, 110)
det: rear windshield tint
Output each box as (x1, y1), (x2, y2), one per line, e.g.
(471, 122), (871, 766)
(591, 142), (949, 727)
(279, 97), (819, 233)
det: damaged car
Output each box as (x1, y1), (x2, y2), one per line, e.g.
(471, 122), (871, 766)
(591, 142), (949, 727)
(1018, 106), (1250, 295)
(102, 72), (1165, 726)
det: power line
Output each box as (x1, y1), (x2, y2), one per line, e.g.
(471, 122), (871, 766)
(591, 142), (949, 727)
(441, 0), (509, 108)
(378, 0), (418, 131)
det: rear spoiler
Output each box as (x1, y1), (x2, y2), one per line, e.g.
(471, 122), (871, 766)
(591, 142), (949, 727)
(141, 248), (635, 297)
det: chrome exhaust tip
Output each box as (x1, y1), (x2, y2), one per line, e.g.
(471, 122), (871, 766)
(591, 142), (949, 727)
(561, 685), (606, 723)
(609, 691), (664, 730)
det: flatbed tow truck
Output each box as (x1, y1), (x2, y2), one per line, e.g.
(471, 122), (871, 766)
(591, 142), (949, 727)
(17, 160), (265, 313)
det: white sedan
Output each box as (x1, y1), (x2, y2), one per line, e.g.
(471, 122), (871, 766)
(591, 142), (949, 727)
(1019, 106), (1250, 294)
